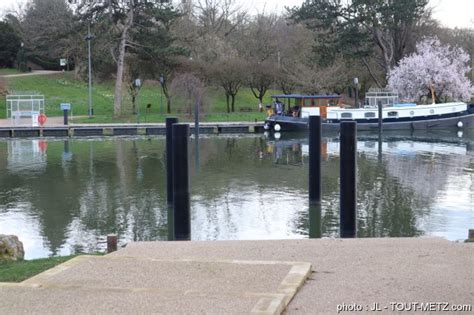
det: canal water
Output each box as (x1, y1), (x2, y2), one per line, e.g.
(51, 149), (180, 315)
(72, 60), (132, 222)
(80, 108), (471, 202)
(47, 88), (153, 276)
(0, 131), (472, 259)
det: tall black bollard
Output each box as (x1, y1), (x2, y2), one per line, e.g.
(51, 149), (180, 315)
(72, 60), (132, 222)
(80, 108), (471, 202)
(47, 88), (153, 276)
(167, 204), (175, 241)
(309, 115), (322, 204)
(172, 123), (190, 241)
(340, 121), (357, 238)
(166, 117), (179, 205)
(63, 109), (69, 125)
(378, 100), (383, 133)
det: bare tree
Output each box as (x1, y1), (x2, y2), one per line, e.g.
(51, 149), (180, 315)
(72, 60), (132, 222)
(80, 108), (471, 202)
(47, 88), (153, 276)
(294, 61), (348, 95)
(238, 13), (279, 63)
(246, 61), (278, 110)
(209, 58), (246, 112)
(170, 73), (207, 116)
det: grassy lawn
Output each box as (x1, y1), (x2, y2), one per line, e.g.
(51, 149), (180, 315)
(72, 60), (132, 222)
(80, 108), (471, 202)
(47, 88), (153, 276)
(72, 112), (267, 124)
(0, 68), (22, 75)
(1, 72), (278, 122)
(0, 256), (77, 282)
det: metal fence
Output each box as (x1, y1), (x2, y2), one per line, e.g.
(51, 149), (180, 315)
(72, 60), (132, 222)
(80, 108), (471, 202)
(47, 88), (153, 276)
(6, 93), (45, 126)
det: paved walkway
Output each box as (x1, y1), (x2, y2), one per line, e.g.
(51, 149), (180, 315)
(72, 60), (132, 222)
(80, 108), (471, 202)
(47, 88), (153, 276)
(1, 238), (473, 314)
(0, 70), (63, 78)
(0, 117), (261, 128)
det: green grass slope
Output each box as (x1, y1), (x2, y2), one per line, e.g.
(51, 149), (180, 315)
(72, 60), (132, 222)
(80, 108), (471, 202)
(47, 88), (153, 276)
(1, 72), (278, 122)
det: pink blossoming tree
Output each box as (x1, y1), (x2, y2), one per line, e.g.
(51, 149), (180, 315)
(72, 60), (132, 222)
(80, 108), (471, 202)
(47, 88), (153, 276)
(388, 38), (473, 103)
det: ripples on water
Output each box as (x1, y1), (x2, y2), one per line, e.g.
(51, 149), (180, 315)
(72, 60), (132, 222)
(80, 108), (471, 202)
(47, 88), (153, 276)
(0, 131), (472, 258)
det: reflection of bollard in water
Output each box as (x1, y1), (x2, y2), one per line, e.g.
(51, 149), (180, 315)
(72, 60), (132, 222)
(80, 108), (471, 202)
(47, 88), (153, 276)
(172, 124), (191, 241)
(166, 117), (179, 205)
(309, 203), (322, 239)
(340, 122), (357, 238)
(309, 115), (322, 204)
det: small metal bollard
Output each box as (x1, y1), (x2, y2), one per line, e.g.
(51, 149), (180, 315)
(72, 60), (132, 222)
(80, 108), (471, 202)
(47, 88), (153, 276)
(63, 109), (69, 125)
(107, 234), (118, 253)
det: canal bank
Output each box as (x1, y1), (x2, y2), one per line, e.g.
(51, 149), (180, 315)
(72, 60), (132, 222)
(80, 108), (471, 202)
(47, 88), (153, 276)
(1, 238), (472, 314)
(0, 119), (264, 138)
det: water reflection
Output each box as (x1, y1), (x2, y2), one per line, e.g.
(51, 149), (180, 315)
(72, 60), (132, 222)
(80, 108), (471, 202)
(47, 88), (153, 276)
(0, 130), (472, 258)
(308, 203), (322, 239)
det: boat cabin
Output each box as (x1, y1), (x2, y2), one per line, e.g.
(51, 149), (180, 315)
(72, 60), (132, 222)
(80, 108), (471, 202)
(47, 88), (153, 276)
(269, 94), (342, 119)
(364, 89), (399, 108)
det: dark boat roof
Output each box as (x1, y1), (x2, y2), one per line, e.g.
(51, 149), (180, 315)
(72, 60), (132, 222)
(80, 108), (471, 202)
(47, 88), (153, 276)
(271, 94), (341, 99)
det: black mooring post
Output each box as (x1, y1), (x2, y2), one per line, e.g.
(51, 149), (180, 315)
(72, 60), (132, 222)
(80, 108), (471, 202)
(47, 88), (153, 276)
(309, 115), (322, 204)
(378, 100), (383, 133)
(167, 204), (174, 241)
(172, 123), (190, 241)
(340, 121), (357, 238)
(166, 117), (179, 205)
(63, 109), (68, 125)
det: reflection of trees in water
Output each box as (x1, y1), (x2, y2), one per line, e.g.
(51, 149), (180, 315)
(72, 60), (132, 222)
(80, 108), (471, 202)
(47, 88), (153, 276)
(383, 151), (470, 202)
(76, 139), (168, 246)
(356, 153), (424, 237)
(0, 136), (471, 256)
(284, 141), (452, 238)
(0, 139), (169, 256)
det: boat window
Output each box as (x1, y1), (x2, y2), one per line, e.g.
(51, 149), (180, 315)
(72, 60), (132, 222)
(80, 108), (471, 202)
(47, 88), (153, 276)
(430, 109), (435, 114)
(340, 112), (352, 118)
(410, 111), (415, 116)
(387, 111), (398, 117)
(364, 112), (376, 118)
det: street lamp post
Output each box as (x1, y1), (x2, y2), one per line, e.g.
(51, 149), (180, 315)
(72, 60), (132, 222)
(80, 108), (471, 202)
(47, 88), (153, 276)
(19, 42), (25, 72)
(85, 23), (94, 118)
(135, 78), (141, 124)
(159, 74), (164, 115)
(353, 77), (359, 108)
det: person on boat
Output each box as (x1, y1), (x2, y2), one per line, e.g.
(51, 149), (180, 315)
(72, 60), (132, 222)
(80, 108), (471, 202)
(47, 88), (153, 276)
(292, 105), (300, 118)
(275, 99), (284, 115)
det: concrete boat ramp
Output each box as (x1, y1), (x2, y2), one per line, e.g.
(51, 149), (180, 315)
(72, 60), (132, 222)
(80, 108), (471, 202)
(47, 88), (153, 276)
(1, 238), (472, 314)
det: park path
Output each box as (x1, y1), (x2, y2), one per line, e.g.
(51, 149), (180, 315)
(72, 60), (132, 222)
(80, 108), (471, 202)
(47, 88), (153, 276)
(0, 116), (67, 127)
(0, 70), (63, 78)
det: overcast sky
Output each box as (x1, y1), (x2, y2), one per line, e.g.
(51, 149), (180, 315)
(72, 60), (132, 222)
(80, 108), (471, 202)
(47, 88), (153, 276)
(0, 0), (472, 29)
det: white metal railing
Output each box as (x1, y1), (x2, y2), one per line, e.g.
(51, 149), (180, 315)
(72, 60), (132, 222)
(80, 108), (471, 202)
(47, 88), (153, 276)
(6, 94), (45, 126)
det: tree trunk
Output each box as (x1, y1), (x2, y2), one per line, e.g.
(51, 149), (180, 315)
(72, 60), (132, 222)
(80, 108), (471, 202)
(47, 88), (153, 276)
(373, 27), (393, 78)
(362, 58), (383, 89)
(132, 94), (136, 115)
(226, 93), (230, 113)
(113, 7), (134, 117)
(167, 97), (171, 114)
(231, 94), (235, 112)
(160, 81), (172, 114)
